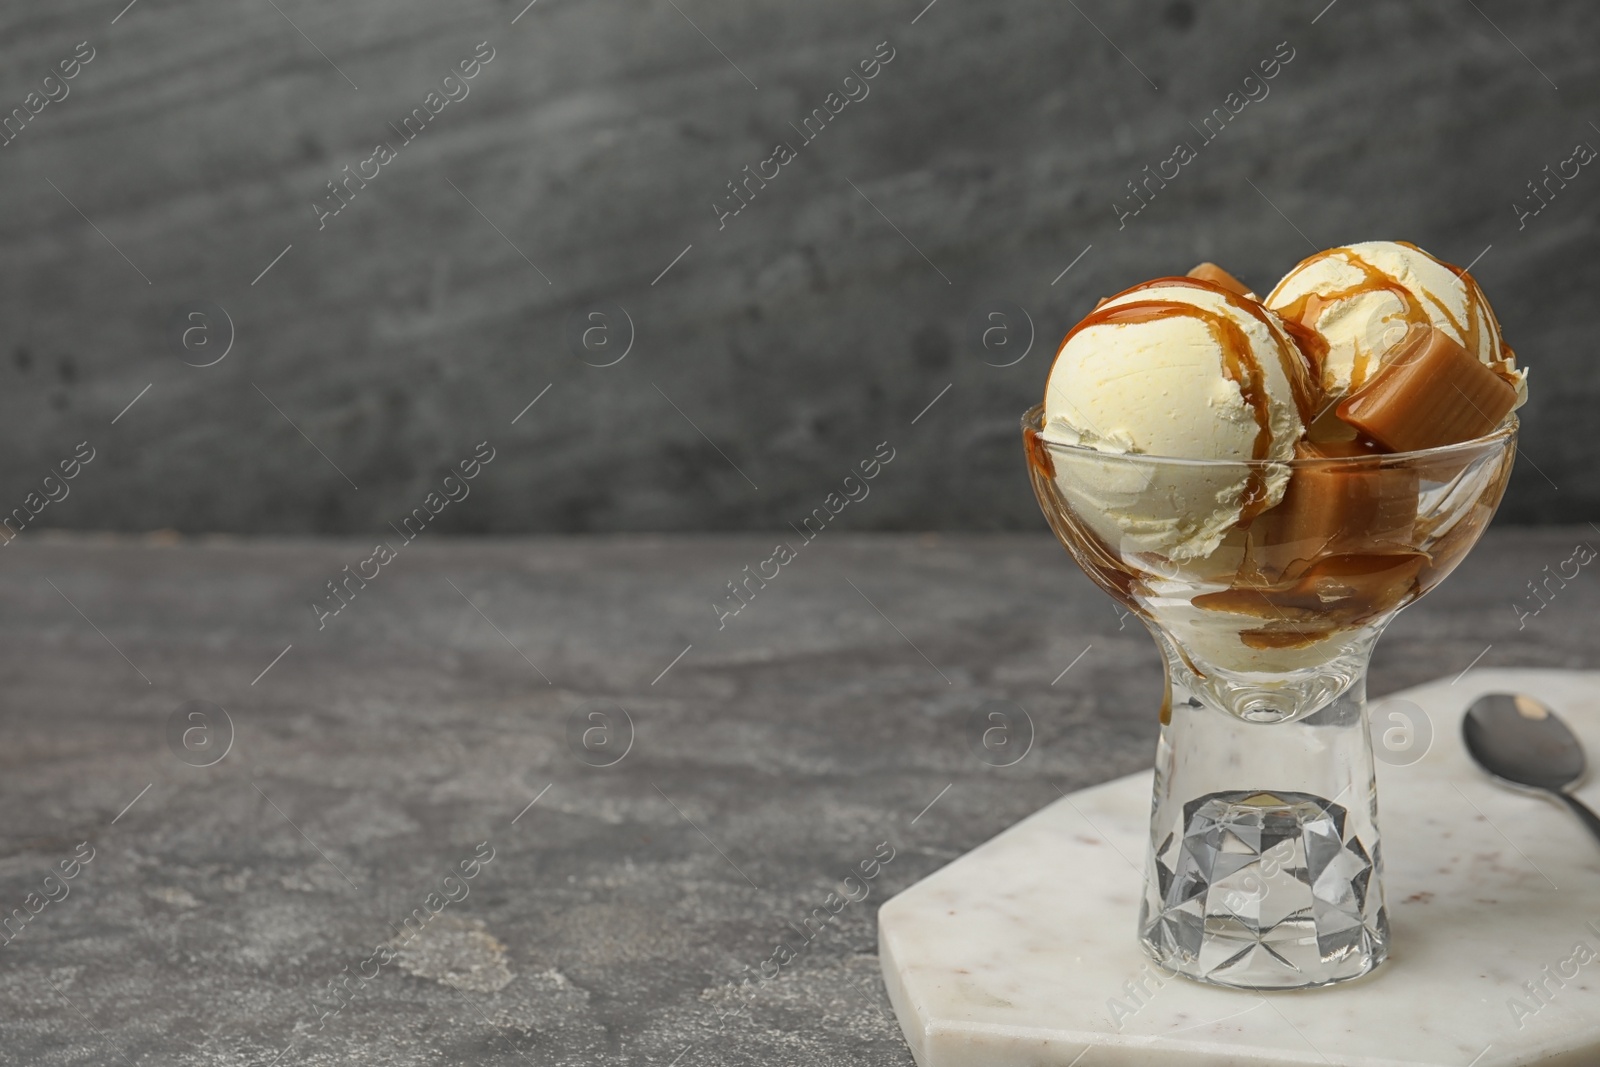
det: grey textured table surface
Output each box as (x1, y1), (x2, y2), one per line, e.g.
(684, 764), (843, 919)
(3, 528), (1597, 1066)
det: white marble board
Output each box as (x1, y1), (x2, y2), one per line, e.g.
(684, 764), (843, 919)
(879, 669), (1600, 1066)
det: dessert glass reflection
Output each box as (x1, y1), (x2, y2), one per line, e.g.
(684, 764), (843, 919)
(1025, 408), (1516, 988)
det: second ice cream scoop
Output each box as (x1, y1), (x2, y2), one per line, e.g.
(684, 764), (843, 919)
(1265, 240), (1526, 405)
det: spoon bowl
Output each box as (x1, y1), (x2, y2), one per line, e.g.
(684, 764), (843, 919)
(1463, 691), (1600, 846)
(1463, 692), (1586, 791)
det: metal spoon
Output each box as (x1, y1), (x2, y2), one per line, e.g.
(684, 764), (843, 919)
(1462, 692), (1600, 846)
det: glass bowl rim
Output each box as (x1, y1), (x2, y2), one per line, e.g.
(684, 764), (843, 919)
(1021, 404), (1517, 468)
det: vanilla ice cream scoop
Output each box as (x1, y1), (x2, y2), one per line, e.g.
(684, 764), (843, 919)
(1265, 240), (1526, 406)
(1042, 278), (1314, 561)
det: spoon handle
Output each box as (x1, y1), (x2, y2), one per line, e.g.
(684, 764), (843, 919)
(1558, 792), (1600, 848)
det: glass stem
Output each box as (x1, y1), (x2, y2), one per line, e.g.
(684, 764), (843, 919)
(1138, 639), (1389, 989)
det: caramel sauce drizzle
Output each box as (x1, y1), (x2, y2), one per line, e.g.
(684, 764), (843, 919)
(1269, 248), (1435, 388)
(1444, 253), (1518, 385)
(1278, 317), (1330, 398)
(1023, 423), (1056, 481)
(1194, 552), (1427, 622)
(1270, 243), (1513, 388)
(1391, 241), (1481, 360)
(1118, 276), (1317, 425)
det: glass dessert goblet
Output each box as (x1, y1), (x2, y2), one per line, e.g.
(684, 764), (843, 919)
(1023, 405), (1517, 990)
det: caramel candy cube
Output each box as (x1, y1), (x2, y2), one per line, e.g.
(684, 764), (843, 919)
(1186, 262), (1253, 298)
(1241, 440), (1418, 581)
(1336, 327), (1516, 452)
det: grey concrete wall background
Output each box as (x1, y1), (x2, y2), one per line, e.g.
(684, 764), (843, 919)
(0, 0), (1593, 535)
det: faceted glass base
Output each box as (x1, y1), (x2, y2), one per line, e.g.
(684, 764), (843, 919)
(1137, 642), (1390, 991)
(1140, 788), (1388, 989)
